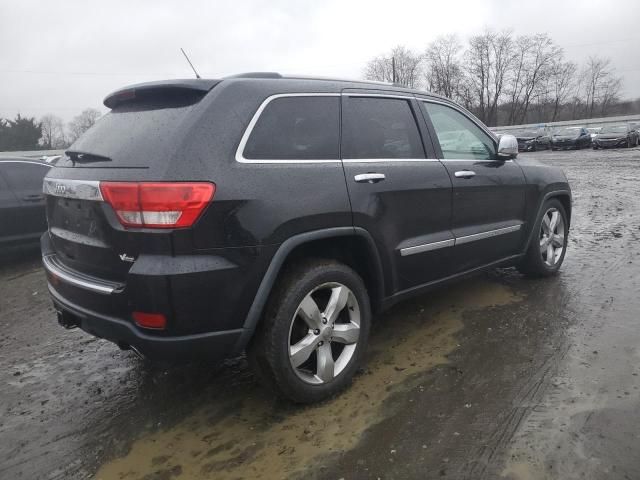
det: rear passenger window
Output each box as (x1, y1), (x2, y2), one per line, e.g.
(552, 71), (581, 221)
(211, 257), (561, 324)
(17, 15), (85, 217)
(342, 97), (425, 159)
(243, 96), (339, 160)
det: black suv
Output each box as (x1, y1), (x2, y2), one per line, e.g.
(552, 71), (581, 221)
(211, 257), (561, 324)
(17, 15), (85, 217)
(41, 74), (571, 403)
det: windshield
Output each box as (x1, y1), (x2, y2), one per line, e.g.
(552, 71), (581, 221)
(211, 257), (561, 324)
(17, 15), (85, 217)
(600, 125), (627, 134)
(515, 130), (540, 137)
(554, 127), (581, 136)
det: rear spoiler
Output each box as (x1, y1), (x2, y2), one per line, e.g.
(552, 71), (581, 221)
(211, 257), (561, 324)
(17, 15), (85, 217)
(103, 79), (220, 109)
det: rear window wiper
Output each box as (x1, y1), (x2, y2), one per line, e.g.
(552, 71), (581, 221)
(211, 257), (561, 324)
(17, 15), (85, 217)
(66, 150), (112, 164)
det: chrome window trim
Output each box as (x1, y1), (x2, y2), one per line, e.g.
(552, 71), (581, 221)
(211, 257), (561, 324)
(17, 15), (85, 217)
(400, 224), (522, 256)
(235, 93), (342, 164)
(455, 224), (522, 245)
(400, 238), (454, 256)
(343, 158), (439, 163)
(440, 159), (513, 163)
(43, 255), (122, 295)
(341, 92), (415, 100)
(43, 178), (103, 201)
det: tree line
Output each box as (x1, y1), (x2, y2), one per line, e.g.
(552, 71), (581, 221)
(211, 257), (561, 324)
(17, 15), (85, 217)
(364, 30), (632, 127)
(0, 108), (101, 152)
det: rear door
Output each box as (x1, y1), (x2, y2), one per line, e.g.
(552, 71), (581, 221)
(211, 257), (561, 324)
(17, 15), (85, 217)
(419, 100), (526, 273)
(0, 161), (50, 242)
(340, 91), (453, 294)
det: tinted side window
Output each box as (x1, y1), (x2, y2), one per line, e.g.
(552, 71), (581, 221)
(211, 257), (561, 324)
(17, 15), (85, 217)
(243, 96), (339, 160)
(423, 102), (495, 160)
(1, 163), (50, 192)
(342, 97), (425, 159)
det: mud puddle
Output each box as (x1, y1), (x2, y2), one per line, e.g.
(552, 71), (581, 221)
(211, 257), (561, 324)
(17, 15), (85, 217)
(95, 280), (521, 480)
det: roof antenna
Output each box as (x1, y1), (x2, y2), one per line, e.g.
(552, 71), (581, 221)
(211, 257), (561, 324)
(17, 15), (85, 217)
(180, 48), (201, 79)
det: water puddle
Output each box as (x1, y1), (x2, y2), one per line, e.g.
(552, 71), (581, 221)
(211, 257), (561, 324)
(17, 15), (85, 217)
(96, 279), (521, 480)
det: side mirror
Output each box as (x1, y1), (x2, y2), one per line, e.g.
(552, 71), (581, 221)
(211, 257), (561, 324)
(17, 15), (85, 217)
(497, 134), (518, 159)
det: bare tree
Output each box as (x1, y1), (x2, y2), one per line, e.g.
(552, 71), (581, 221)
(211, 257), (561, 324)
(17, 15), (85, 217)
(363, 33), (631, 125)
(516, 34), (562, 123)
(506, 35), (533, 125)
(39, 114), (66, 149)
(465, 30), (513, 126)
(364, 46), (422, 88)
(548, 60), (576, 121)
(424, 35), (464, 99)
(581, 57), (623, 118)
(599, 76), (622, 116)
(67, 108), (102, 144)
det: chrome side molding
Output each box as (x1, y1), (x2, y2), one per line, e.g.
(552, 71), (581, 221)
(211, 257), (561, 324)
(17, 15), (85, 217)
(455, 224), (522, 245)
(400, 224), (522, 257)
(400, 238), (455, 257)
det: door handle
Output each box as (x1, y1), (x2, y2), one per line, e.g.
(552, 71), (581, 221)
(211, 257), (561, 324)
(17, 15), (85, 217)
(22, 194), (44, 202)
(354, 173), (386, 184)
(454, 170), (476, 179)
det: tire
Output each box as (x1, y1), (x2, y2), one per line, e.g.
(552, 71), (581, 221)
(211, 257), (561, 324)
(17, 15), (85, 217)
(248, 259), (371, 403)
(517, 199), (569, 277)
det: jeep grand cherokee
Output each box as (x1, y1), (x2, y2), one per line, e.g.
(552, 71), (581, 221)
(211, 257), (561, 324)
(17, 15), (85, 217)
(41, 73), (571, 403)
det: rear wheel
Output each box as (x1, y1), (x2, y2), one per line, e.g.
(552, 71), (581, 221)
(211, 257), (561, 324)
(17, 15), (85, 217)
(517, 199), (568, 277)
(248, 259), (371, 403)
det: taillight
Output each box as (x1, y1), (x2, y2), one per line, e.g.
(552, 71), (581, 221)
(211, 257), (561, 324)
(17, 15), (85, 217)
(99, 182), (215, 229)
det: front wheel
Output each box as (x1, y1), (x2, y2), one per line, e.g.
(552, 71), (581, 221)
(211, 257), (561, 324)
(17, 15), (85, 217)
(517, 199), (569, 277)
(248, 259), (371, 403)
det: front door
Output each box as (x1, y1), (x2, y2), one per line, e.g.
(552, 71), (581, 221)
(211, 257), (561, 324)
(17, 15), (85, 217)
(419, 100), (527, 273)
(340, 91), (453, 294)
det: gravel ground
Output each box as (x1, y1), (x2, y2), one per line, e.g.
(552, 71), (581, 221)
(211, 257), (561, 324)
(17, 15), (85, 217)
(1, 146), (640, 480)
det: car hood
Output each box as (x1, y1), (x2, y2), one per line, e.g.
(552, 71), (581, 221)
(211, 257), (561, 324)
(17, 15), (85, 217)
(552, 136), (578, 141)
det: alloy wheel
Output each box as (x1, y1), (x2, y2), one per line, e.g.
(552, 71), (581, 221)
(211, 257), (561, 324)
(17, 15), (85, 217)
(288, 282), (360, 385)
(540, 207), (565, 267)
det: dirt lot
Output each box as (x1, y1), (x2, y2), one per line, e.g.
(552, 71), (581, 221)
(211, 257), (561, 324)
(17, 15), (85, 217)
(2, 147), (640, 480)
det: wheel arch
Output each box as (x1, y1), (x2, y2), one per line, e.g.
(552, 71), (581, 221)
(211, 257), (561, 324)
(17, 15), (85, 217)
(523, 189), (572, 253)
(234, 227), (385, 353)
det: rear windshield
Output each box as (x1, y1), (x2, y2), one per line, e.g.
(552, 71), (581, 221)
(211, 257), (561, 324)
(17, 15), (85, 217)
(61, 96), (205, 168)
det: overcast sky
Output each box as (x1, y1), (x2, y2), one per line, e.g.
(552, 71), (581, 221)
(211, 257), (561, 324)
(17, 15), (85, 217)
(1, 0), (639, 122)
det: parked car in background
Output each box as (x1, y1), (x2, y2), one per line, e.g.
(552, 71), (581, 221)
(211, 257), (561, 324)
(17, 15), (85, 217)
(550, 127), (592, 150)
(513, 128), (551, 151)
(41, 74), (572, 403)
(586, 127), (601, 140)
(593, 124), (639, 149)
(0, 158), (51, 249)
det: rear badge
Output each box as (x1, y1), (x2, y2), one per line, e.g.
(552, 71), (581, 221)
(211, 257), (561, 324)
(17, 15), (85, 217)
(119, 253), (135, 263)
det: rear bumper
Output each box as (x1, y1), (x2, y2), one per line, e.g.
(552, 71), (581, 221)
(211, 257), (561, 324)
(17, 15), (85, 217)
(48, 284), (242, 361)
(41, 232), (274, 361)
